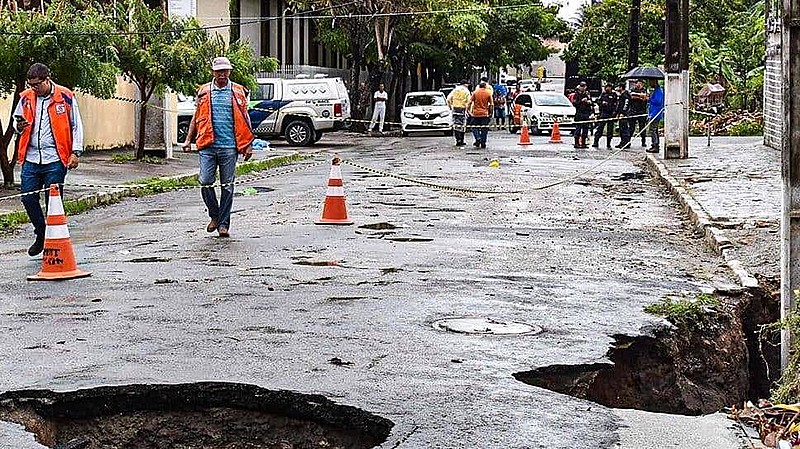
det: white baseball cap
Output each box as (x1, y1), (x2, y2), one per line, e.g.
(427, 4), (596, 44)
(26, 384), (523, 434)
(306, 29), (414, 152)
(212, 57), (233, 71)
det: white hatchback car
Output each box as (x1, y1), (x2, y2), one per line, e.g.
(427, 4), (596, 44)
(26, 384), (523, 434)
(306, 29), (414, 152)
(401, 91), (452, 136)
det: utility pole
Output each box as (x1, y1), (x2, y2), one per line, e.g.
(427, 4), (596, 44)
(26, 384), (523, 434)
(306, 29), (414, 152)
(663, 0), (689, 158)
(781, 0), (800, 369)
(628, 0), (641, 70)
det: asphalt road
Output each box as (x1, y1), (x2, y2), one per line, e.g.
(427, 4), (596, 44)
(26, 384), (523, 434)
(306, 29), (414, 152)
(0, 131), (742, 448)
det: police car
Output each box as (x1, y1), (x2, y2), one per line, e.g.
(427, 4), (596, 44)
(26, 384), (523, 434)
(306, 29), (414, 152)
(249, 75), (351, 146)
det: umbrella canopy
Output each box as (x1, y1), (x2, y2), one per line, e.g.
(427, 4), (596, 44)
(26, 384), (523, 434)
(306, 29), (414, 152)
(621, 66), (665, 80)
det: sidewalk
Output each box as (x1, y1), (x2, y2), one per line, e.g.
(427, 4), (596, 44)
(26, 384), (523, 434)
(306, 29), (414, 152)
(645, 136), (780, 286)
(0, 145), (297, 217)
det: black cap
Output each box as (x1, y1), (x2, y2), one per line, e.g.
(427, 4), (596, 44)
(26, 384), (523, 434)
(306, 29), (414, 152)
(616, 82), (626, 88)
(605, 83), (613, 87)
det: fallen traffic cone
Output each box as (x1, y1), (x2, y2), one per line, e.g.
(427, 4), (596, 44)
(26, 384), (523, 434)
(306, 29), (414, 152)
(315, 156), (353, 225)
(28, 184), (91, 281)
(548, 120), (564, 144)
(517, 124), (532, 146)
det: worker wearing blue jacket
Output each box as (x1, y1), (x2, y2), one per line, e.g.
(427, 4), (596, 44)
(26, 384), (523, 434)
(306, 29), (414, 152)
(647, 80), (664, 153)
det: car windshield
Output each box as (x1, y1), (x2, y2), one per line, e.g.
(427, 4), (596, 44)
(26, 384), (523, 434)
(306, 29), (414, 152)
(405, 95), (446, 107)
(533, 94), (573, 107)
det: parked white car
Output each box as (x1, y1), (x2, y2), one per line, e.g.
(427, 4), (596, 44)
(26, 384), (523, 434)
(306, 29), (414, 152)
(510, 91), (576, 135)
(518, 79), (536, 92)
(400, 91), (452, 137)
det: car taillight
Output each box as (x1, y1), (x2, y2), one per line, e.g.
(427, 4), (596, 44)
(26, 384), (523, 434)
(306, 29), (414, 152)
(334, 103), (342, 117)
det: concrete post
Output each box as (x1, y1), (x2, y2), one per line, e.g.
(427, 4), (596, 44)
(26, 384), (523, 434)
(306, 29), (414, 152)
(780, 0), (800, 369)
(664, 0), (689, 159)
(664, 72), (689, 159)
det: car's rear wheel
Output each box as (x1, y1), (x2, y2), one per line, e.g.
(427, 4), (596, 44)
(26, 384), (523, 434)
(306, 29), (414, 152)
(177, 119), (191, 143)
(284, 120), (314, 146)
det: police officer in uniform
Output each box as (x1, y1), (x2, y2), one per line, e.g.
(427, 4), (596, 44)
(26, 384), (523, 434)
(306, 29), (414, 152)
(592, 83), (618, 149)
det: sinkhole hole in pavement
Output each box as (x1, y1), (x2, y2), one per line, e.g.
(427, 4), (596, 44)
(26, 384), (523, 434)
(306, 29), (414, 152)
(513, 286), (782, 416)
(0, 382), (393, 449)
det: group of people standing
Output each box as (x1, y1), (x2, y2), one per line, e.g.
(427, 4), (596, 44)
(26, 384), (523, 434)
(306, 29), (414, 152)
(446, 77), (496, 148)
(571, 79), (664, 152)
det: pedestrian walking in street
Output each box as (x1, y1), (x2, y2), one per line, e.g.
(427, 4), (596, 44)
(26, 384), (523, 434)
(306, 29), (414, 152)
(447, 80), (471, 146)
(467, 81), (493, 148)
(647, 79), (664, 153)
(493, 87), (507, 129)
(629, 79), (649, 147)
(615, 82), (633, 148)
(368, 83), (388, 134)
(14, 63), (84, 257)
(182, 56), (254, 238)
(593, 83), (618, 148)
(571, 81), (593, 149)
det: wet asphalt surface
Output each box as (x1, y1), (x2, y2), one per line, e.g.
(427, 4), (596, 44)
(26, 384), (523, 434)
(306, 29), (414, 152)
(0, 131), (740, 448)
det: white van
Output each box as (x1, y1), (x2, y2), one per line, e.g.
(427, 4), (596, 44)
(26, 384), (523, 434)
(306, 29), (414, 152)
(249, 76), (351, 146)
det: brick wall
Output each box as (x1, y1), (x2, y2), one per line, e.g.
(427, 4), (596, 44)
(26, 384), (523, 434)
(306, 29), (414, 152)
(763, 9), (783, 149)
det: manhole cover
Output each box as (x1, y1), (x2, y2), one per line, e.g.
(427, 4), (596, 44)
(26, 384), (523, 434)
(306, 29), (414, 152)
(432, 317), (542, 335)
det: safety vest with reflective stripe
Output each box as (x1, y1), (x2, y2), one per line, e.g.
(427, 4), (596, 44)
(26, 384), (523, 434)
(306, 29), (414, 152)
(194, 81), (254, 153)
(17, 84), (75, 166)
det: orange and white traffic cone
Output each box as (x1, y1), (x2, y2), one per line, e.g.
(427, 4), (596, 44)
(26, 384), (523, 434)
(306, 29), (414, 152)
(517, 124), (532, 146)
(548, 120), (564, 144)
(27, 184), (91, 281)
(315, 156), (353, 225)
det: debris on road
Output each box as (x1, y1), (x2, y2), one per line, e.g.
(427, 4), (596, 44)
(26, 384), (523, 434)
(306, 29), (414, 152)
(729, 401), (800, 447)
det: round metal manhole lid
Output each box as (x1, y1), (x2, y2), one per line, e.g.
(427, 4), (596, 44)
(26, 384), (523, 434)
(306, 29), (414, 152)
(432, 317), (542, 335)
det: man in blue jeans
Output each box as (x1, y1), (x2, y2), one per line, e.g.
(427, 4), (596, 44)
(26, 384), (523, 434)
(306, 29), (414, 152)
(14, 63), (84, 257)
(183, 57), (254, 237)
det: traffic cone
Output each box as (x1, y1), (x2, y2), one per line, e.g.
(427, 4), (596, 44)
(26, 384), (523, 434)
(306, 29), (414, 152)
(517, 124), (532, 146)
(548, 120), (564, 144)
(27, 184), (91, 281)
(315, 156), (353, 225)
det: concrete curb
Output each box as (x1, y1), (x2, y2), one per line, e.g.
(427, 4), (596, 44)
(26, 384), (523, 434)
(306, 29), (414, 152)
(644, 154), (759, 289)
(0, 153), (302, 230)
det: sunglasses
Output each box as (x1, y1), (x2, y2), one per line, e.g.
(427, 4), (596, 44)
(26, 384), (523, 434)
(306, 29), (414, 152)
(27, 79), (47, 88)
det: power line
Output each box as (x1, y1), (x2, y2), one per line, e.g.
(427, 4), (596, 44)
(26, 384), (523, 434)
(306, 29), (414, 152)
(0, 4), (530, 37)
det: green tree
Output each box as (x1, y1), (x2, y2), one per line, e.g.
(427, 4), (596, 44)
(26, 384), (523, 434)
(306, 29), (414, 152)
(562, 0), (664, 81)
(0, 0), (117, 187)
(110, 0), (276, 159)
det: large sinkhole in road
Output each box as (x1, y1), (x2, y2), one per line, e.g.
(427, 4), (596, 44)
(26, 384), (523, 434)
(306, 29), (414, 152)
(0, 382), (393, 449)
(514, 287), (781, 416)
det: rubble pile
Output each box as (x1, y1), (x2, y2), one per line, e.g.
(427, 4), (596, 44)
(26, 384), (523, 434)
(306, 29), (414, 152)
(690, 110), (763, 136)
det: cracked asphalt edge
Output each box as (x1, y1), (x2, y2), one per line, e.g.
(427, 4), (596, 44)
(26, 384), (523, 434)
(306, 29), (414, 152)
(644, 153), (760, 290)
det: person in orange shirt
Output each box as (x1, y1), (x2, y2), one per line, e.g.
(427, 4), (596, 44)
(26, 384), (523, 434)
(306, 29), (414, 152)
(467, 81), (493, 148)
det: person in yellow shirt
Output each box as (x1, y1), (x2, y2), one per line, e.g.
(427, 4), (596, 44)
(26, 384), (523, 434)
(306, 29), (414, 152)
(447, 80), (471, 146)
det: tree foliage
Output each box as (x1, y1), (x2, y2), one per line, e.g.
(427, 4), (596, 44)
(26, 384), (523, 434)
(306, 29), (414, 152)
(0, 0), (118, 186)
(109, 0), (276, 158)
(566, 0), (765, 110)
(562, 0), (664, 82)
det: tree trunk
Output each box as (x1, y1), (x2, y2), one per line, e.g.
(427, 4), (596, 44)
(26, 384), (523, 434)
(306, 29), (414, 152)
(135, 82), (153, 160)
(0, 85), (24, 187)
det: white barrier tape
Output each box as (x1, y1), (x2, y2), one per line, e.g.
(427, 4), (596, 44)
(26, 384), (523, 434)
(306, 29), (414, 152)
(0, 158), (323, 203)
(343, 107), (666, 195)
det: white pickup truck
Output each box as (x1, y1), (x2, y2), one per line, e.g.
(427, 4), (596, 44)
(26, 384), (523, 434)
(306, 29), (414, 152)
(248, 76), (351, 146)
